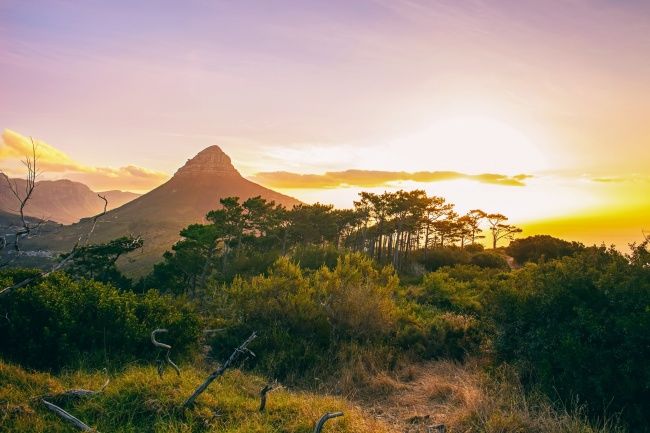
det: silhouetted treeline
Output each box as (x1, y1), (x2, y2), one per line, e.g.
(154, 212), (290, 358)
(141, 190), (521, 292)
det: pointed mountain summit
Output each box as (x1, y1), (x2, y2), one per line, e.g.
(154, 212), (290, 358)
(174, 145), (240, 177)
(25, 146), (301, 274)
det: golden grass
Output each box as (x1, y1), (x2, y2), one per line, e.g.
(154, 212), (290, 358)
(0, 360), (390, 433)
(357, 360), (624, 433)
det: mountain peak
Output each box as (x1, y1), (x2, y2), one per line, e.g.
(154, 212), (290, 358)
(174, 145), (239, 177)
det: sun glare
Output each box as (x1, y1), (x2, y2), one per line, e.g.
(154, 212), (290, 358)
(385, 116), (548, 174)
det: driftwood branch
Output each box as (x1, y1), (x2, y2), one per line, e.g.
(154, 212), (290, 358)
(62, 369), (110, 398)
(183, 331), (257, 408)
(41, 368), (110, 400)
(0, 194), (110, 297)
(313, 411), (344, 433)
(151, 328), (180, 376)
(259, 381), (280, 412)
(41, 399), (95, 431)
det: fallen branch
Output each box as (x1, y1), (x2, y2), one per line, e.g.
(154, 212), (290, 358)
(183, 331), (257, 408)
(41, 399), (95, 431)
(59, 369), (110, 398)
(313, 411), (344, 433)
(151, 328), (180, 376)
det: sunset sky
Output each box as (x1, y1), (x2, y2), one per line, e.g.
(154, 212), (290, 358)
(1, 0), (649, 247)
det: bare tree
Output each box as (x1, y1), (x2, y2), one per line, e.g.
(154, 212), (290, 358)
(486, 213), (522, 249)
(0, 194), (109, 297)
(1, 137), (41, 253)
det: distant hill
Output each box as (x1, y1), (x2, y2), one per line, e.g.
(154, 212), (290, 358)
(0, 177), (140, 224)
(23, 145), (301, 275)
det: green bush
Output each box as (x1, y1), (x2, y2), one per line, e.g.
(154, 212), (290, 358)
(417, 247), (471, 271)
(290, 243), (341, 270)
(0, 271), (201, 371)
(470, 251), (510, 269)
(506, 234), (584, 264)
(492, 245), (650, 431)
(212, 254), (401, 379)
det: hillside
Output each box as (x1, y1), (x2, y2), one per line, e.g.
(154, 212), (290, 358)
(0, 177), (139, 224)
(21, 146), (301, 275)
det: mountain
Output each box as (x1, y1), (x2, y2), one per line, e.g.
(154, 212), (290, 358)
(0, 177), (140, 224)
(23, 145), (301, 275)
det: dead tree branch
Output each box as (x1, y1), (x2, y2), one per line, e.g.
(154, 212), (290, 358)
(151, 328), (180, 376)
(57, 369), (110, 399)
(313, 411), (344, 433)
(41, 399), (95, 431)
(259, 381), (280, 412)
(183, 331), (257, 408)
(0, 137), (40, 253)
(0, 194), (109, 298)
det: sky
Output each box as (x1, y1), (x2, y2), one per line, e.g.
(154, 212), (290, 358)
(1, 0), (649, 247)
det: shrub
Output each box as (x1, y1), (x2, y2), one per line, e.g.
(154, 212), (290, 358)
(506, 234), (584, 264)
(418, 247), (471, 271)
(470, 251), (510, 269)
(290, 243), (340, 270)
(464, 243), (485, 253)
(213, 254), (400, 379)
(492, 245), (650, 431)
(0, 271), (201, 371)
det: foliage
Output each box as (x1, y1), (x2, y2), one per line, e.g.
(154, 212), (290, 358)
(506, 234), (585, 264)
(492, 244), (650, 432)
(62, 235), (143, 288)
(290, 243), (341, 270)
(416, 247), (471, 271)
(211, 254), (483, 381)
(0, 271), (201, 370)
(470, 251), (510, 269)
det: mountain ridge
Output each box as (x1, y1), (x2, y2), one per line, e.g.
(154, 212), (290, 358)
(22, 145), (302, 275)
(0, 176), (140, 224)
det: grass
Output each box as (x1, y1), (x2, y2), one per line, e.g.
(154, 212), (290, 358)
(0, 358), (626, 433)
(358, 360), (624, 433)
(0, 360), (390, 433)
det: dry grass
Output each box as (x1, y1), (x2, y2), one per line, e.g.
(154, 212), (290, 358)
(355, 360), (624, 433)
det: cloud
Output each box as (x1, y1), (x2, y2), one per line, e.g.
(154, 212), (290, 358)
(1, 129), (169, 191)
(591, 174), (650, 184)
(251, 169), (532, 189)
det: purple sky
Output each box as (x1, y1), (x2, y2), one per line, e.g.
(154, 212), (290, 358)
(1, 1), (650, 246)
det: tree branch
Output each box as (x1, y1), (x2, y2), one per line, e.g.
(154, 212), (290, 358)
(313, 411), (343, 433)
(0, 194), (110, 297)
(183, 331), (256, 408)
(151, 328), (180, 376)
(41, 399), (96, 431)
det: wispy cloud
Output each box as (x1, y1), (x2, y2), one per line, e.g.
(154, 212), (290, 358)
(0, 129), (168, 191)
(252, 169), (532, 189)
(591, 174), (650, 184)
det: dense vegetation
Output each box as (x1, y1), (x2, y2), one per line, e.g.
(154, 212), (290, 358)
(1, 190), (647, 433)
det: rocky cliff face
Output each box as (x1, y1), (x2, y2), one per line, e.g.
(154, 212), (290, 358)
(174, 145), (239, 177)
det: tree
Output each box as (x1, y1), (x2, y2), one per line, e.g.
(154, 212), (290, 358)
(465, 209), (487, 245)
(63, 236), (143, 287)
(486, 213), (522, 249)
